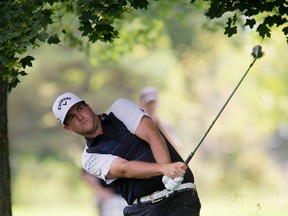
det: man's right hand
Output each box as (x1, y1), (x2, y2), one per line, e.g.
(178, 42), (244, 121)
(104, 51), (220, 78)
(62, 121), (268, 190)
(161, 161), (187, 191)
(163, 162), (187, 178)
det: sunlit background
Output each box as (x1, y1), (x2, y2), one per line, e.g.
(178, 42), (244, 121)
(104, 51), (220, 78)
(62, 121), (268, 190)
(8, 2), (288, 216)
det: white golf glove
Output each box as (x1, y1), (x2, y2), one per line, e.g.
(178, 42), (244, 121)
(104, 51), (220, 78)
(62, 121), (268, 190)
(162, 175), (171, 184)
(162, 175), (184, 191)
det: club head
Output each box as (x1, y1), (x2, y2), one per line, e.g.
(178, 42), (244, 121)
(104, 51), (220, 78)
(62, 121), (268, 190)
(252, 45), (264, 58)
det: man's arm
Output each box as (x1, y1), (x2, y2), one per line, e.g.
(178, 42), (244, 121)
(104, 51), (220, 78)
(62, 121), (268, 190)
(107, 157), (187, 179)
(82, 152), (186, 182)
(135, 116), (171, 163)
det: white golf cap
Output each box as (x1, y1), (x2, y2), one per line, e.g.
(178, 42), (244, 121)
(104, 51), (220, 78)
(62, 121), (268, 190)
(52, 92), (84, 124)
(140, 87), (158, 104)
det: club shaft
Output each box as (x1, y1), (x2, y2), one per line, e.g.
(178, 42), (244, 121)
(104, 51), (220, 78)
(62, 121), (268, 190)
(185, 57), (258, 164)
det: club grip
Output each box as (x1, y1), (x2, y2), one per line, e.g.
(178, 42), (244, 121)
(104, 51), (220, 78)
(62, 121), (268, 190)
(184, 152), (194, 165)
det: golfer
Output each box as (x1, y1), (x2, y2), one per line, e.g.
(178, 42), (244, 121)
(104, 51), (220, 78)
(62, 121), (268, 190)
(52, 92), (201, 216)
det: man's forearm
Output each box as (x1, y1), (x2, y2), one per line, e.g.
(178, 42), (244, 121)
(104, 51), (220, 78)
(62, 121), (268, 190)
(108, 158), (165, 179)
(108, 158), (187, 179)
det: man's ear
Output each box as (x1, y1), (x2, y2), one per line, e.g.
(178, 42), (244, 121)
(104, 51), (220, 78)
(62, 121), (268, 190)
(63, 125), (71, 131)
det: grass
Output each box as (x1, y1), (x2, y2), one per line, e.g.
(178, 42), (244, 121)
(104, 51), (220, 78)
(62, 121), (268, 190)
(13, 190), (288, 216)
(200, 189), (288, 216)
(13, 203), (97, 216)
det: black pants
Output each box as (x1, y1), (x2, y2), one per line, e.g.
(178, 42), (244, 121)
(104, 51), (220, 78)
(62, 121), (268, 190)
(123, 190), (201, 216)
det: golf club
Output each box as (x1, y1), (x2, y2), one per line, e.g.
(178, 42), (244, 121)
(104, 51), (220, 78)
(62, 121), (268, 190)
(185, 45), (264, 165)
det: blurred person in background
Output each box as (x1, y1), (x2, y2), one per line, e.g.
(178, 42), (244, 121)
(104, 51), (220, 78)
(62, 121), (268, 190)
(82, 169), (127, 216)
(139, 87), (183, 154)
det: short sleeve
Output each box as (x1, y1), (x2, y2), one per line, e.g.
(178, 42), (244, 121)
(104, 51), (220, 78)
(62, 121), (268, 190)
(107, 98), (149, 134)
(82, 148), (118, 184)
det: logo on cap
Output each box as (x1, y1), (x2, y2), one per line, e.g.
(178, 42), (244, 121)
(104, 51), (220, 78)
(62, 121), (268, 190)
(57, 97), (72, 110)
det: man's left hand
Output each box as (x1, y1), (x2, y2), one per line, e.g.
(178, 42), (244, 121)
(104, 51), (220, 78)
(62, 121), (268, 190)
(164, 176), (183, 191)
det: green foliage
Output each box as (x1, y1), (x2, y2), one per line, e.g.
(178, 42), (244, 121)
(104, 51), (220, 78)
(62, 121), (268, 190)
(0, 0), (152, 91)
(1, 0), (288, 91)
(0, 1), (54, 91)
(204, 0), (288, 41)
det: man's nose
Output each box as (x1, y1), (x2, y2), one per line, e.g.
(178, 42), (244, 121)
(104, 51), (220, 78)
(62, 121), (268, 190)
(75, 113), (83, 120)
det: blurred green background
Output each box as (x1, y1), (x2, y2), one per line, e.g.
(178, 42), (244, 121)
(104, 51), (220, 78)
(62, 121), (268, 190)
(8, 3), (288, 216)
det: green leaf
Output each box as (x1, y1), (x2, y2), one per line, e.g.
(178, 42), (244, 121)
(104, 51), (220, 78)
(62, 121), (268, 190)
(8, 77), (20, 92)
(79, 21), (93, 37)
(264, 15), (287, 27)
(224, 26), (237, 37)
(20, 55), (35, 69)
(245, 19), (256, 28)
(19, 71), (28, 76)
(47, 0), (59, 6)
(257, 23), (271, 38)
(47, 34), (61, 45)
(282, 26), (288, 35)
(38, 31), (49, 42)
(265, 15), (278, 27)
(224, 17), (237, 37)
(128, 0), (149, 9)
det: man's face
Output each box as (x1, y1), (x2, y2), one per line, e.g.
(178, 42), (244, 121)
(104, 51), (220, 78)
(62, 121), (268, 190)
(64, 102), (98, 137)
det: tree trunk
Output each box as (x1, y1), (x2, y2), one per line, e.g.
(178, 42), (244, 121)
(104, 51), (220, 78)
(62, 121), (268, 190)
(0, 65), (12, 216)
